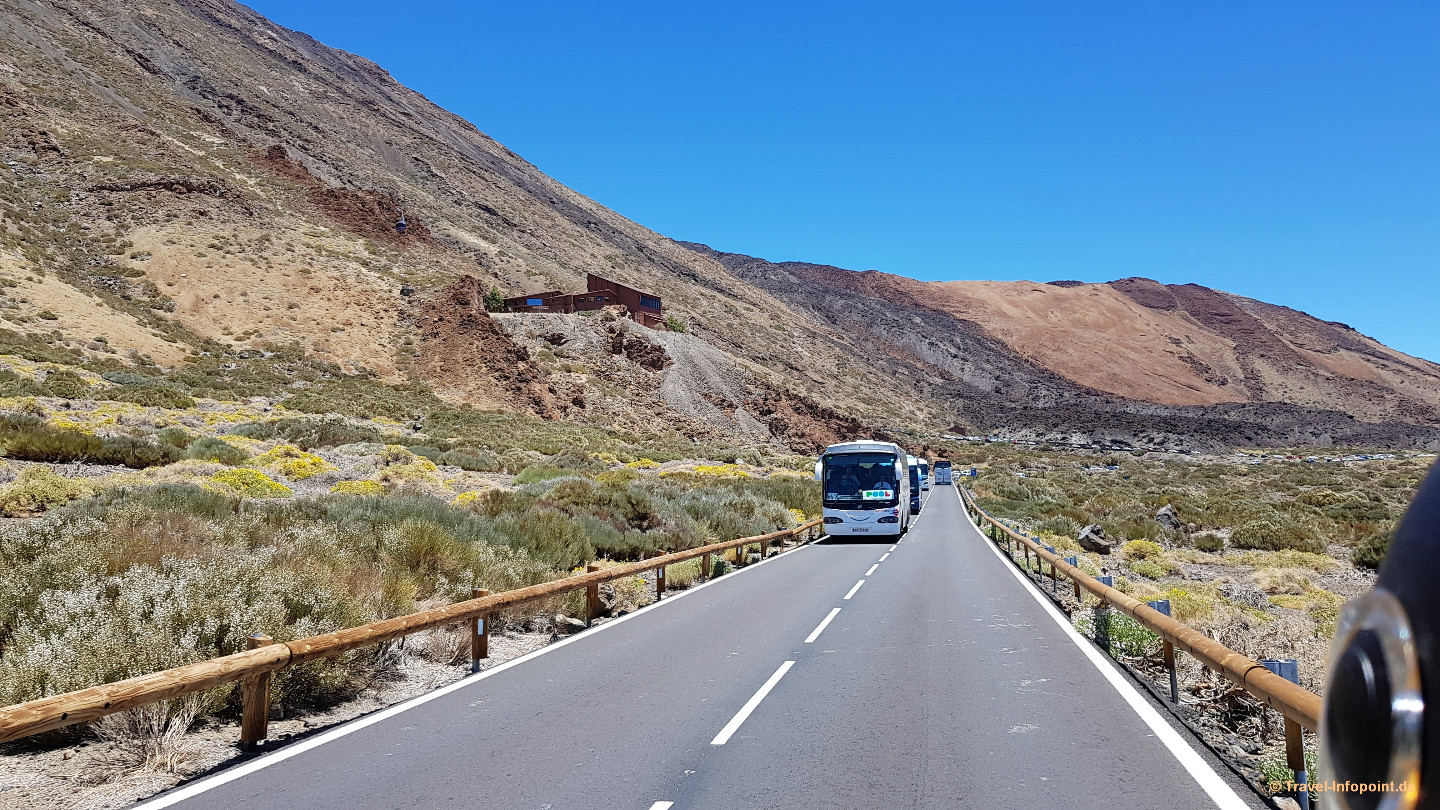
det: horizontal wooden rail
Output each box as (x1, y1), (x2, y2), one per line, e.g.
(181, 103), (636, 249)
(0, 519), (820, 744)
(958, 487), (1322, 731)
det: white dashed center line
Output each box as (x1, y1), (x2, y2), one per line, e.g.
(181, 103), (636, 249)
(878, 552), (890, 562)
(647, 803), (675, 810)
(865, 564), (879, 576)
(711, 661), (796, 745)
(804, 608), (842, 643)
(843, 579), (865, 600)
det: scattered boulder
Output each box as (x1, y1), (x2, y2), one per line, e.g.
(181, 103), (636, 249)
(1077, 524), (1114, 555)
(553, 614), (587, 633)
(1155, 503), (1182, 531)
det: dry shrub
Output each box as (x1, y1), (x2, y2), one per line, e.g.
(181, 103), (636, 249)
(93, 692), (212, 773)
(1253, 568), (1311, 595)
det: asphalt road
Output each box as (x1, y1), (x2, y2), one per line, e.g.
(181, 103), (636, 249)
(139, 487), (1262, 810)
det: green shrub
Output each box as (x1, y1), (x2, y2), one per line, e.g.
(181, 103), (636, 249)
(1352, 530), (1393, 570)
(184, 437), (248, 465)
(1194, 533), (1225, 553)
(0, 467), (90, 516)
(1231, 516), (1326, 553)
(0, 369), (48, 398)
(0, 419), (180, 469)
(665, 316), (687, 333)
(1128, 559), (1168, 580)
(514, 465), (566, 485)
(156, 426), (194, 449)
(41, 370), (89, 398)
(102, 385), (196, 409)
(231, 416), (385, 450)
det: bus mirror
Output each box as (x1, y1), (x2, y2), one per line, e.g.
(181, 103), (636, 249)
(813, 461), (823, 481)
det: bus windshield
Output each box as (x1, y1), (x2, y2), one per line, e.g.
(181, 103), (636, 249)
(823, 452), (898, 507)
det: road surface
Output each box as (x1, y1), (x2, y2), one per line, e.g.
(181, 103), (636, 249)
(138, 487), (1260, 810)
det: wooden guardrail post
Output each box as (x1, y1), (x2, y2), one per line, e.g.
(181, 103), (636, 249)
(471, 588), (490, 673)
(239, 634), (274, 752)
(656, 564), (666, 600)
(585, 564), (601, 627)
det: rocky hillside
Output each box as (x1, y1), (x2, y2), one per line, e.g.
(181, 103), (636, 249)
(0, 0), (1436, 451)
(685, 244), (1440, 450)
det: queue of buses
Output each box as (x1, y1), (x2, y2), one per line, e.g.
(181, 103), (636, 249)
(813, 440), (955, 538)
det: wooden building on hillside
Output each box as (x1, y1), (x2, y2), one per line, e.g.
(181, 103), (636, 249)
(502, 274), (664, 328)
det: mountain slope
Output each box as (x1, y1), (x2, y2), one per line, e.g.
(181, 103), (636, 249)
(0, 0), (1435, 450)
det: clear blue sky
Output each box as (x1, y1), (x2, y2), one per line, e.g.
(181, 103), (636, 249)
(247, 1), (1440, 361)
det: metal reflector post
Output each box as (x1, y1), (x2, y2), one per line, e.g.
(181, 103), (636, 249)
(656, 564), (666, 600)
(1263, 658), (1309, 810)
(1148, 599), (1177, 703)
(1042, 543), (1057, 592)
(1095, 576), (1114, 652)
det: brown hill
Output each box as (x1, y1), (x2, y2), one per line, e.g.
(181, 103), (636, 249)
(0, 0), (1436, 450)
(685, 245), (1440, 450)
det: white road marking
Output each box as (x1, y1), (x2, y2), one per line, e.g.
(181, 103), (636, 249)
(711, 660), (796, 745)
(648, 803), (675, 810)
(888, 545), (897, 551)
(129, 538), (819, 809)
(878, 552), (890, 562)
(954, 488), (1251, 810)
(843, 579), (865, 600)
(865, 564), (879, 576)
(804, 608), (842, 643)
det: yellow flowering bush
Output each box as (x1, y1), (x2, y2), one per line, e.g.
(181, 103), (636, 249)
(378, 445), (439, 483)
(331, 480), (385, 495)
(208, 468), (292, 498)
(251, 444), (333, 480)
(625, 458), (659, 469)
(693, 464), (750, 478)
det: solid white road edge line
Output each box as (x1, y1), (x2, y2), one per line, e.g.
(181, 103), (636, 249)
(953, 488), (1252, 810)
(843, 579), (865, 600)
(710, 660), (796, 745)
(804, 608), (842, 643)
(865, 564), (879, 576)
(130, 538), (818, 809)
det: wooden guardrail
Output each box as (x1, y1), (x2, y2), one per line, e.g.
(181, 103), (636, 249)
(0, 519), (821, 748)
(958, 486), (1321, 782)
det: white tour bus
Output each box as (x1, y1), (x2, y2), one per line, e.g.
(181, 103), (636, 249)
(815, 440), (911, 537)
(919, 458), (931, 491)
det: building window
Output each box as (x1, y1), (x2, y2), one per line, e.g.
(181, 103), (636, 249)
(640, 296), (661, 310)
(526, 298), (543, 306)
